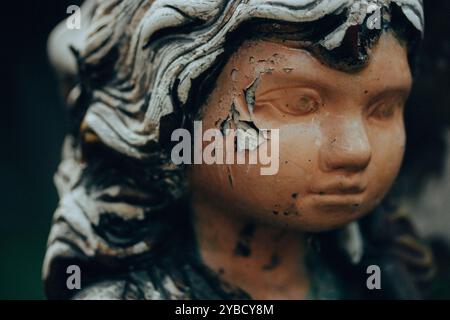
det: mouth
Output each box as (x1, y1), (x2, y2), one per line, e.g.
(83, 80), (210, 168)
(307, 193), (366, 211)
(307, 178), (367, 208)
(309, 180), (367, 196)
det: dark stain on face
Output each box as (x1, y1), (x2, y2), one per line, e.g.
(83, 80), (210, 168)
(291, 193), (298, 199)
(262, 253), (281, 271)
(234, 223), (255, 257)
(234, 241), (251, 257)
(283, 203), (300, 217)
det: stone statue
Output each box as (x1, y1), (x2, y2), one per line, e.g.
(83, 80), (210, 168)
(43, 0), (434, 299)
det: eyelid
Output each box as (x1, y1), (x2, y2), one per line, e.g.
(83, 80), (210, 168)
(368, 94), (406, 109)
(366, 88), (410, 107)
(257, 86), (322, 102)
(367, 97), (404, 119)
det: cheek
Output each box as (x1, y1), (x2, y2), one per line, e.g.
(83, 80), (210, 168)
(367, 120), (406, 196)
(276, 123), (322, 183)
(223, 123), (323, 213)
(188, 122), (323, 220)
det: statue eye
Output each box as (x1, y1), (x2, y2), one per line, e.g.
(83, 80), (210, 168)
(368, 99), (402, 120)
(286, 96), (320, 115)
(257, 88), (322, 117)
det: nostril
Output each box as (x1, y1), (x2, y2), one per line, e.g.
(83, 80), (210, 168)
(342, 150), (372, 171)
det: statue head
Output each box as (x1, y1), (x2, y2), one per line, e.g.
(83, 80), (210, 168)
(44, 0), (426, 299)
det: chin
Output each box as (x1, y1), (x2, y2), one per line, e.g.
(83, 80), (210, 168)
(275, 205), (372, 233)
(298, 220), (359, 233)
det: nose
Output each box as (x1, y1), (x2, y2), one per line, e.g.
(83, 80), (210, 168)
(319, 119), (372, 173)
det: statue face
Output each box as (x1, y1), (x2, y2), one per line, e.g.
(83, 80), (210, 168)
(188, 32), (412, 232)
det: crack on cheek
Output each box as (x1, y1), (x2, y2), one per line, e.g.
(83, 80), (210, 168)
(226, 165), (234, 188)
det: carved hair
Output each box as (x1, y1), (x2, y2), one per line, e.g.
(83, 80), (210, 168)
(43, 0), (429, 299)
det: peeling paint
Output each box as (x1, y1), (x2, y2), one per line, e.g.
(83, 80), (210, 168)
(219, 102), (265, 152)
(231, 68), (239, 82)
(244, 75), (261, 118)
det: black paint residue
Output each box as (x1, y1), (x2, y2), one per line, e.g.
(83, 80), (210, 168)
(262, 254), (281, 271)
(233, 224), (255, 257)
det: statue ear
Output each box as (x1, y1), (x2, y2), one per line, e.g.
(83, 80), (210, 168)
(47, 0), (97, 95)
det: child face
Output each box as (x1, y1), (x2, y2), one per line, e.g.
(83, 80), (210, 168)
(188, 32), (412, 232)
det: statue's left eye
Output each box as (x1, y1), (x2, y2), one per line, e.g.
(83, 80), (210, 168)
(368, 99), (402, 120)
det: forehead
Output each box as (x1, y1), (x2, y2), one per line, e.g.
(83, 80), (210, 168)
(230, 32), (412, 98)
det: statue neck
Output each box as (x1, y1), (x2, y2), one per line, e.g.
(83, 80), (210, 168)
(191, 194), (310, 299)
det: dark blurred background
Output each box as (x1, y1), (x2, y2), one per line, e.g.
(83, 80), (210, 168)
(0, 0), (448, 299)
(0, 0), (81, 299)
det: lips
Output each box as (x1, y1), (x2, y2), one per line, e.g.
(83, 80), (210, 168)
(309, 177), (367, 195)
